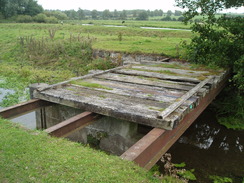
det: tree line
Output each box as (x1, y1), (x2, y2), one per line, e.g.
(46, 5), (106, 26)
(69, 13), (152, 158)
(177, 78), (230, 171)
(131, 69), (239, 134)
(63, 9), (183, 21)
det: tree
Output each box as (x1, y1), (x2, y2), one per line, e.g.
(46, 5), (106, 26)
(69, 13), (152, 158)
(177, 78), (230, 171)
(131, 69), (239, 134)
(113, 9), (119, 19)
(132, 10), (137, 18)
(158, 9), (163, 16)
(166, 10), (173, 16)
(0, 0), (43, 18)
(176, 0), (244, 128)
(24, 0), (43, 16)
(64, 9), (77, 20)
(174, 10), (182, 16)
(77, 8), (85, 20)
(102, 9), (111, 20)
(119, 10), (127, 20)
(91, 10), (98, 19)
(176, 0), (243, 69)
(136, 11), (149, 20)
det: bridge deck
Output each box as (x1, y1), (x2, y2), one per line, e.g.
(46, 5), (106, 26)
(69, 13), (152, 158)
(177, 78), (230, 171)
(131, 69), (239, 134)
(33, 61), (227, 130)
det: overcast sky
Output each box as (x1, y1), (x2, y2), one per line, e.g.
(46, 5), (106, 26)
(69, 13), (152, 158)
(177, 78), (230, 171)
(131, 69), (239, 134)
(37, 0), (244, 13)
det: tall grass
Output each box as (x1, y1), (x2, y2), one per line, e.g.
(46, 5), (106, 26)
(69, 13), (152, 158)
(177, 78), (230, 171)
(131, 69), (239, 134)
(17, 31), (117, 76)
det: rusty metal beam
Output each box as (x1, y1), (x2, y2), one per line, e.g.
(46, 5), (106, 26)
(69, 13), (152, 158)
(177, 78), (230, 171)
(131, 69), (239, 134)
(45, 112), (101, 138)
(121, 72), (229, 170)
(0, 99), (51, 119)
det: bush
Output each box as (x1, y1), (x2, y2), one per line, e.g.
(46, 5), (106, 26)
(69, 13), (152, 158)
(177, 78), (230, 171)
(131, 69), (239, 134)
(33, 13), (47, 23)
(44, 11), (68, 20)
(178, 16), (185, 21)
(45, 16), (58, 23)
(161, 16), (172, 21)
(16, 15), (33, 23)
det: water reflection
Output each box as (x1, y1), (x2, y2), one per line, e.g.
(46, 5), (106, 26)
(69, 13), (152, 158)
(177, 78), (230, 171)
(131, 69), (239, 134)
(177, 118), (242, 153)
(168, 109), (244, 182)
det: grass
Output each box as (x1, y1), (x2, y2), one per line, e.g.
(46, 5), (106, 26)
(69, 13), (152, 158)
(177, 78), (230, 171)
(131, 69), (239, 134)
(0, 118), (164, 182)
(149, 107), (165, 112)
(0, 23), (192, 58)
(130, 68), (184, 76)
(71, 80), (113, 90)
(150, 63), (186, 69)
(129, 68), (208, 81)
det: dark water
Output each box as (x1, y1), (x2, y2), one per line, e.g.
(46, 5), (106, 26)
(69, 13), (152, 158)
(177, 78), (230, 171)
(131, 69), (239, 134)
(167, 108), (244, 182)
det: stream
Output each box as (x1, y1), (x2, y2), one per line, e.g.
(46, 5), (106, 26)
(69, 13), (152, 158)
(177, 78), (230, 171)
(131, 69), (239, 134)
(0, 88), (243, 182)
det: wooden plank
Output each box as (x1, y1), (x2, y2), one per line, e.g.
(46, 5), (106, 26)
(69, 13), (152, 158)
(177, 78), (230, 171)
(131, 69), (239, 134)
(34, 87), (177, 129)
(96, 73), (197, 91)
(45, 112), (101, 137)
(0, 99), (52, 119)
(157, 76), (214, 120)
(37, 65), (131, 92)
(121, 72), (229, 169)
(75, 78), (194, 103)
(132, 65), (211, 77)
(114, 69), (202, 83)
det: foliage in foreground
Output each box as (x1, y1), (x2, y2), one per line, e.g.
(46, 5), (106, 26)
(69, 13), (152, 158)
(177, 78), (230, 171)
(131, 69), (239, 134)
(176, 0), (244, 129)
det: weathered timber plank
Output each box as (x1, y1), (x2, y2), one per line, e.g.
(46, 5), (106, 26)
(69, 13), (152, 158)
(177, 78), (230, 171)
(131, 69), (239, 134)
(97, 73), (199, 91)
(45, 112), (101, 137)
(132, 65), (211, 77)
(76, 78), (196, 103)
(37, 65), (131, 92)
(157, 76), (214, 120)
(0, 99), (52, 119)
(114, 69), (202, 83)
(121, 71), (229, 169)
(64, 86), (171, 109)
(34, 87), (177, 129)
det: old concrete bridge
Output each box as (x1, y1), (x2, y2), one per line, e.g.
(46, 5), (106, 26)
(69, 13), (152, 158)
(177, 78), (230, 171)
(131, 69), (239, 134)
(0, 58), (229, 170)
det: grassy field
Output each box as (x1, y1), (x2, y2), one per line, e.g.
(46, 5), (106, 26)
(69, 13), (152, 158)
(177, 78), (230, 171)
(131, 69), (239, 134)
(0, 21), (191, 182)
(0, 23), (192, 58)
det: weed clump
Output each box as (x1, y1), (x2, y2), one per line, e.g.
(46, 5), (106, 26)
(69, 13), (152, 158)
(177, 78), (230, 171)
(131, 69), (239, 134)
(17, 30), (119, 77)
